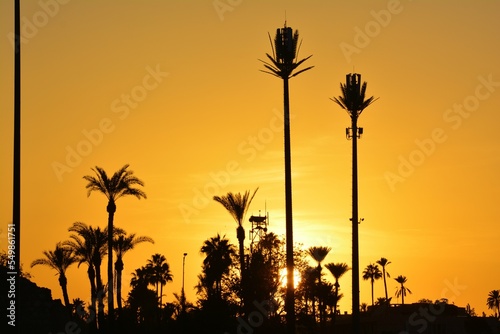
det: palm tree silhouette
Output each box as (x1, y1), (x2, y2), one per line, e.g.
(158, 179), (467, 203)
(486, 290), (500, 318)
(199, 234), (236, 300)
(171, 291), (196, 318)
(128, 266), (157, 324)
(298, 265), (317, 316)
(113, 231), (154, 313)
(394, 275), (412, 304)
(64, 223), (100, 329)
(146, 253), (173, 310)
(213, 189), (258, 274)
(376, 257), (391, 301)
(90, 226), (108, 320)
(71, 298), (88, 321)
(360, 303), (368, 313)
(130, 266), (150, 290)
(261, 24), (313, 333)
(83, 164), (146, 320)
(31, 243), (77, 308)
(325, 262), (350, 322)
(213, 189), (257, 313)
(362, 263), (382, 306)
(65, 222), (110, 327)
(307, 246), (331, 324)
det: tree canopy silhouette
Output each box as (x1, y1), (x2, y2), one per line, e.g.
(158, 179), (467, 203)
(30, 243), (77, 308)
(83, 164), (146, 321)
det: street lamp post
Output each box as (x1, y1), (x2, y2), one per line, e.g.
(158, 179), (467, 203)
(332, 73), (377, 334)
(180, 252), (188, 333)
(182, 253), (187, 293)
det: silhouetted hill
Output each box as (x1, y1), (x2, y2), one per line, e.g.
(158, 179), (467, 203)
(2, 265), (73, 333)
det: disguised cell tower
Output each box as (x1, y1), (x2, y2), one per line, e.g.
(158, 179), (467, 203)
(260, 24), (313, 334)
(249, 210), (269, 253)
(332, 73), (377, 334)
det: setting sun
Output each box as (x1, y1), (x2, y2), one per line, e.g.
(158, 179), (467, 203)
(280, 268), (302, 288)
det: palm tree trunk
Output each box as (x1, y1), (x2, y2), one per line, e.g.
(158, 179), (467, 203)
(237, 225), (246, 273)
(59, 274), (71, 307)
(371, 280), (374, 305)
(283, 76), (295, 334)
(95, 262), (105, 328)
(312, 298), (316, 323)
(383, 268), (388, 300)
(115, 258), (124, 312)
(107, 200), (116, 325)
(160, 283), (163, 309)
(237, 225), (247, 313)
(332, 282), (339, 327)
(87, 265), (98, 331)
(401, 285), (405, 305)
(352, 117), (360, 334)
(317, 270), (324, 328)
(155, 281), (160, 313)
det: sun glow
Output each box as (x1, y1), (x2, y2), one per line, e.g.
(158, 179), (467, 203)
(280, 268), (301, 288)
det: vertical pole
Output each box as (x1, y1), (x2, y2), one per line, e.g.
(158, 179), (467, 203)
(13, 1), (21, 331)
(351, 116), (360, 334)
(284, 77), (295, 334)
(182, 253), (187, 298)
(107, 205), (115, 333)
(181, 253), (187, 333)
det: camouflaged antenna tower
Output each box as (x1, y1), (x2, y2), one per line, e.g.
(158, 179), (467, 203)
(260, 23), (313, 334)
(332, 73), (377, 334)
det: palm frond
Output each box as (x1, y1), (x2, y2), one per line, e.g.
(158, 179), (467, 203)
(307, 246), (332, 264)
(31, 243), (77, 275)
(84, 164), (146, 202)
(213, 188), (258, 226)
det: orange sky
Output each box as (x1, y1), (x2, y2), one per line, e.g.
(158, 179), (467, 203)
(1, 0), (499, 316)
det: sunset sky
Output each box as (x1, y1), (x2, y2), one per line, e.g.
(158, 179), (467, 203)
(1, 1), (499, 316)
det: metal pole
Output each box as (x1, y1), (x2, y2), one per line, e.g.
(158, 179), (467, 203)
(13, 1), (21, 331)
(351, 116), (360, 334)
(182, 253), (187, 296)
(284, 77), (295, 334)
